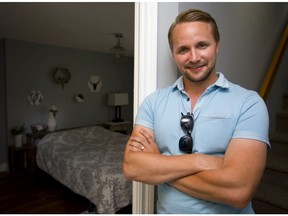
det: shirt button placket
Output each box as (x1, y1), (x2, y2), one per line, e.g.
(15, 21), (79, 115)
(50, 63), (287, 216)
(186, 96), (192, 113)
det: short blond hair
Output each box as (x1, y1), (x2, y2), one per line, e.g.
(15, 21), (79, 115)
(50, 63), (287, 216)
(168, 9), (220, 51)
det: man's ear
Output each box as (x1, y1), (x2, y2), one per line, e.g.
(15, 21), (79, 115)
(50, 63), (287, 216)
(216, 42), (220, 53)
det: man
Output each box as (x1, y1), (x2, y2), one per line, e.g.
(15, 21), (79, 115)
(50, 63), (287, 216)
(123, 8), (270, 213)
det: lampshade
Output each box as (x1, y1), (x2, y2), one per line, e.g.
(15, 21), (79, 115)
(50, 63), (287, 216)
(108, 93), (129, 106)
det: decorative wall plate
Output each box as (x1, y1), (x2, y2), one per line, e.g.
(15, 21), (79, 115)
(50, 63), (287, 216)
(53, 67), (71, 89)
(88, 75), (102, 92)
(26, 90), (44, 106)
(75, 94), (84, 103)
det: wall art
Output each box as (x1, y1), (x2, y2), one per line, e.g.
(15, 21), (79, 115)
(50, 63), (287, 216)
(26, 90), (44, 106)
(53, 67), (71, 89)
(88, 75), (102, 93)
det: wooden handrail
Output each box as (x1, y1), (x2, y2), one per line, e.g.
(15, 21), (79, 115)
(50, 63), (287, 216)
(259, 23), (288, 101)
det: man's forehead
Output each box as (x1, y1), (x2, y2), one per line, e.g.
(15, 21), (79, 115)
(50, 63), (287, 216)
(172, 22), (214, 42)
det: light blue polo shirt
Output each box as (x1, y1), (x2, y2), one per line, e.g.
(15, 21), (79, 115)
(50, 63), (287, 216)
(135, 72), (270, 214)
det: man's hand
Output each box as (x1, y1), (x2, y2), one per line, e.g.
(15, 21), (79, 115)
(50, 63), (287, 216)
(128, 129), (160, 154)
(123, 125), (223, 185)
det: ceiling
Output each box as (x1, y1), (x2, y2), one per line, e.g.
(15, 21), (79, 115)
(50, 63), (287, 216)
(0, 2), (135, 56)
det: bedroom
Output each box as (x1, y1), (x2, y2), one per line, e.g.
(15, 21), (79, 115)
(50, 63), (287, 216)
(0, 2), (134, 214)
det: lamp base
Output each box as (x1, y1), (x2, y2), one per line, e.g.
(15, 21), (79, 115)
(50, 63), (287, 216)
(112, 118), (124, 123)
(112, 106), (124, 123)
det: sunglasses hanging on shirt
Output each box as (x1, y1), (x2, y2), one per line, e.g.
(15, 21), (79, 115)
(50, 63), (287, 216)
(179, 112), (194, 153)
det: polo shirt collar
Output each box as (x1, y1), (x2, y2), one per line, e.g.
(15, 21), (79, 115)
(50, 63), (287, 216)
(214, 72), (230, 89)
(172, 72), (230, 92)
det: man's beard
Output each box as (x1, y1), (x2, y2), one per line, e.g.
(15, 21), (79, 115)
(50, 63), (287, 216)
(184, 62), (215, 83)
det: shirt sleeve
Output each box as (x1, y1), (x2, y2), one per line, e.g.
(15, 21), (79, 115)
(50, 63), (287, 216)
(135, 92), (156, 130)
(232, 92), (270, 147)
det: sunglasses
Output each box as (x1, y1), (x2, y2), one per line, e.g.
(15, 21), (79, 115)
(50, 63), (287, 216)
(179, 112), (194, 153)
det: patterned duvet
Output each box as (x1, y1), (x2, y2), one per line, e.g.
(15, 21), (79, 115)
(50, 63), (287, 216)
(36, 125), (132, 213)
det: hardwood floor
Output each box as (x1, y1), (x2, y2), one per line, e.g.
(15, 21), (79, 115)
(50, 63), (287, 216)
(0, 170), (132, 214)
(0, 170), (89, 213)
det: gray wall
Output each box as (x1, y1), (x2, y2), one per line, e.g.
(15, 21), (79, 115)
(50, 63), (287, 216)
(179, 2), (287, 91)
(157, 3), (178, 88)
(1, 39), (133, 169)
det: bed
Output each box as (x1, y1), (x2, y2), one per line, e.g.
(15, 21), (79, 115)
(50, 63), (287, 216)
(36, 125), (132, 214)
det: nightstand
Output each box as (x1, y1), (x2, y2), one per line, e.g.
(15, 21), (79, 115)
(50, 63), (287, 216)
(102, 121), (131, 134)
(8, 144), (36, 178)
(26, 131), (49, 146)
(26, 131), (51, 172)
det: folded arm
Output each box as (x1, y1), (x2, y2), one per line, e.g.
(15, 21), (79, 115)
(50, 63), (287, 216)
(122, 125), (223, 185)
(123, 126), (267, 209)
(169, 138), (267, 208)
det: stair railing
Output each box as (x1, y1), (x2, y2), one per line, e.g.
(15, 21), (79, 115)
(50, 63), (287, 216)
(259, 23), (288, 101)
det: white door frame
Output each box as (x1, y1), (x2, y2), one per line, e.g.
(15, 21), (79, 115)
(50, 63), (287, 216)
(133, 2), (158, 214)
